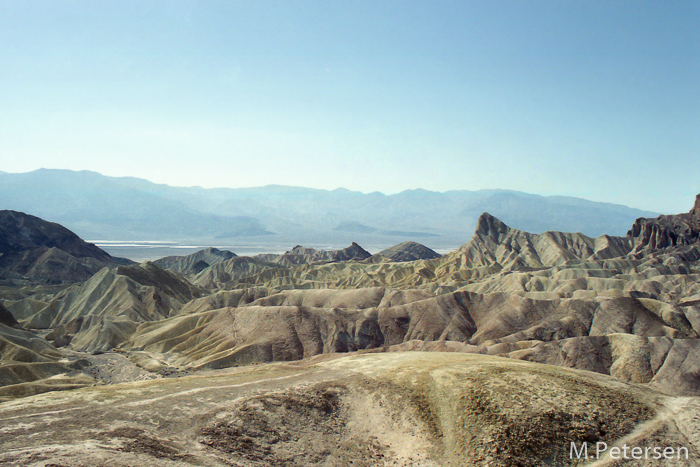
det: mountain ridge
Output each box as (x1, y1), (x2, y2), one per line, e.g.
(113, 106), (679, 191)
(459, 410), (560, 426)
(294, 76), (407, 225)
(629, 194), (700, 253)
(0, 210), (131, 285)
(0, 170), (658, 248)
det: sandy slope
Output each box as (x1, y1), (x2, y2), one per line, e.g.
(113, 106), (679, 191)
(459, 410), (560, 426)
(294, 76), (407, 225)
(1, 352), (698, 466)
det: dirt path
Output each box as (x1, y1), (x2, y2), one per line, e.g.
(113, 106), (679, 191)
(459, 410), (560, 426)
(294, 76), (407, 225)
(0, 357), (364, 466)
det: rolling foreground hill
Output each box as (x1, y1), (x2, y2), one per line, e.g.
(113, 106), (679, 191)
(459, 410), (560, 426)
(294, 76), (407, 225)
(2, 352), (698, 466)
(1, 197), (700, 465)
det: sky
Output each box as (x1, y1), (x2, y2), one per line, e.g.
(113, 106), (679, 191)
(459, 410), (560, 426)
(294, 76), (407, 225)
(0, 1), (698, 214)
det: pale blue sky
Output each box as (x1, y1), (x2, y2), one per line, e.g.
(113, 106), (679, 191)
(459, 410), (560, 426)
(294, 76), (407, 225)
(1, 1), (698, 213)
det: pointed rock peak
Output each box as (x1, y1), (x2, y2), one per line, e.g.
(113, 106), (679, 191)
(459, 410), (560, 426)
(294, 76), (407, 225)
(285, 245), (317, 255)
(344, 242), (371, 257)
(475, 212), (511, 237)
(691, 194), (700, 219)
(200, 247), (236, 257)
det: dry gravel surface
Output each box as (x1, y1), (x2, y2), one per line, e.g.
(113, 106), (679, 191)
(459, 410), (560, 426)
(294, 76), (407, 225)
(1, 352), (699, 466)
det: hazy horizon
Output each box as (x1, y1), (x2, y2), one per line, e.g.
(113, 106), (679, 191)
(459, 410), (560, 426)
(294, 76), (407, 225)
(1, 167), (672, 214)
(1, 1), (698, 214)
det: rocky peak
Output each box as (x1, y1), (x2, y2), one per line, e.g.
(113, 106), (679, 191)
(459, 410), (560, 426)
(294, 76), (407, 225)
(343, 242), (370, 257)
(0, 210), (131, 284)
(376, 241), (441, 262)
(276, 243), (371, 266)
(691, 194), (700, 220)
(628, 194), (700, 253)
(475, 212), (511, 242)
(0, 210), (112, 261)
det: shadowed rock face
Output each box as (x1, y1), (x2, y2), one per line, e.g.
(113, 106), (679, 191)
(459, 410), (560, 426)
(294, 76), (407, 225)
(116, 262), (204, 304)
(0, 210), (130, 284)
(0, 303), (18, 327)
(629, 194), (700, 253)
(376, 241), (441, 262)
(0, 210), (111, 260)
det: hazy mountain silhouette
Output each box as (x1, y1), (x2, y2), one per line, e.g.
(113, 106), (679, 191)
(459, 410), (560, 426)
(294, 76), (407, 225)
(0, 170), (657, 248)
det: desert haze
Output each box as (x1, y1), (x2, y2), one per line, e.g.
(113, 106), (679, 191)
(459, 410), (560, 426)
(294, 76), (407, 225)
(1, 189), (700, 465)
(0, 169), (657, 249)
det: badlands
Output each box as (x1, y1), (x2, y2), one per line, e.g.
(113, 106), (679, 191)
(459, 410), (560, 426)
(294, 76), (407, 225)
(2, 197), (700, 465)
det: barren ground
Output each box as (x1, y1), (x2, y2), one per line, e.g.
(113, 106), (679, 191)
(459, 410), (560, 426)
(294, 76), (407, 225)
(1, 352), (699, 466)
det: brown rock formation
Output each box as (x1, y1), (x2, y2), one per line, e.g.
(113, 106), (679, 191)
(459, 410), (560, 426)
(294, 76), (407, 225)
(0, 302), (18, 327)
(270, 242), (371, 266)
(628, 194), (700, 252)
(376, 241), (441, 262)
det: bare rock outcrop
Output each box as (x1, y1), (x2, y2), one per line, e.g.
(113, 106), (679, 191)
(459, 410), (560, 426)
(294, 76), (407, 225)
(193, 256), (286, 288)
(442, 212), (633, 273)
(271, 242), (372, 266)
(376, 241), (441, 262)
(629, 194), (700, 253)
(122, 286), (700, 395)
(5, 199), (700, 407)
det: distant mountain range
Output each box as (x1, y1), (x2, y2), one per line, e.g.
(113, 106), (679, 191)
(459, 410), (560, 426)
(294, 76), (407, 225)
(0, 169), (658, 249)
